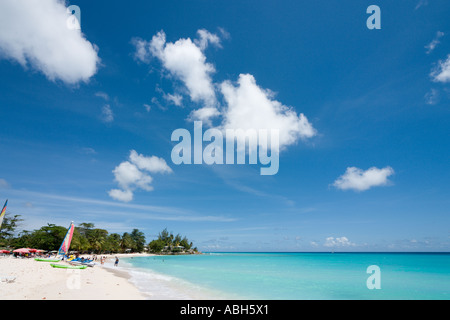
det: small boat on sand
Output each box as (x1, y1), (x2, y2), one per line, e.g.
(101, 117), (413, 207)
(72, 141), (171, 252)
(50, 263), (87, 270)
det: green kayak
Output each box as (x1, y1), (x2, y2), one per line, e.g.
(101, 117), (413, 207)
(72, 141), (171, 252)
(50, 263), (87, 269)
(35, 258), (61, 262)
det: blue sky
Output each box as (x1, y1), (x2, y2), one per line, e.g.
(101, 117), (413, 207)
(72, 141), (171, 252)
(0, 0), (449, 251)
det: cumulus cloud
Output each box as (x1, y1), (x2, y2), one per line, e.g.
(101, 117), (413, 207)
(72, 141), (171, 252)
(333, 166), (394, 192)
(109, 150), (172, 202)
(0, 0), (100, 84)
(188, 106), (221, 126)
(135, 30), (218, 108)
(133, 29), (317, 152)
(220, 74), (316, 150)
(324, 237), (355, 248)
(431, 54), (450, 83)
(129, 150), (173, 174)
(108, 189), (134, 203)
(112, 161), (154, 192)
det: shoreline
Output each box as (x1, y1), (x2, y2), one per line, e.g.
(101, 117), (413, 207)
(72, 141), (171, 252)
(0, 253), (154, 300)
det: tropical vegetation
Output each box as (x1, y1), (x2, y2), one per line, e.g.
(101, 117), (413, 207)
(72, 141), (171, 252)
(0, 214), (197, 254)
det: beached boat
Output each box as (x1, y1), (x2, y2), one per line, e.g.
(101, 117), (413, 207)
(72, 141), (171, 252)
(35, 222), (75, 263)
(50, 263), (87, 270)
(35, 258), (61, 262)
(68, 259), (95, 267)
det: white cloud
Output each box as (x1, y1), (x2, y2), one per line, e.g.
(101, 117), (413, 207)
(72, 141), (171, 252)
(134, 29), (317, 152)
(0, 0), (100, 84)
(194, 29), (222, 50)
(109, 151), (172, 202)
(101, 104), (114, 123)
(163, 93), (183, 106)
(95, 92), (110, 101)
(220, 74), (316, 150)
(425, 31), (444, 54)
(138, 30), (218, 108)
(324, 236), (355, 247)
(112, 161), (153, 192)
(131, 38), (151, 63)
(108, 189), (134, 202)
(431, 54), (450, 83)
(333, 166), (394, 192)
(425, 88), (439, 105)
(188, 106), (221, 126)
(129, 150), (173, 174)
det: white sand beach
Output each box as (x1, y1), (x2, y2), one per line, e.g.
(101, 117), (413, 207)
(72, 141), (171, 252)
(0, 254), (152, 300)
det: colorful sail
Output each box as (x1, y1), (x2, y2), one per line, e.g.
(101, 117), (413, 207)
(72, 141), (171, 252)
(0, 199), (7, 230)
(57, 221), (75, 257)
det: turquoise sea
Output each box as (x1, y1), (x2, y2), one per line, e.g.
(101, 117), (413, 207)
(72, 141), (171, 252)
(118, 253), (450, 300)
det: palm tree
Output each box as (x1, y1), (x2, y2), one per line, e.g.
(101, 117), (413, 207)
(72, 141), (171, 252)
(88, 229), (107, 253)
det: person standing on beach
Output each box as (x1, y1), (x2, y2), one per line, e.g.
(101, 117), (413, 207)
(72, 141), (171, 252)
(114, 256), (119, 267)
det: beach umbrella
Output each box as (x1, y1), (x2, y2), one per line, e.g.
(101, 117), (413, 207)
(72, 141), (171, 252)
(13, 248), (30, 253)
(0, 250), (10, 253)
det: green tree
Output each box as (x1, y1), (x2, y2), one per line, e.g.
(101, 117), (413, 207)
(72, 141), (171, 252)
(0, 214), (23, 247)
(71, 229), (90, 253)
(148, 239), (165, 253)
(28, 224), (67, 251)
(130, 229), (146, 252)
(89, 228), (108, 253)
(104, 233), (121, 253)
(121, 232), (134, 252)
(180, 236), (192, 250)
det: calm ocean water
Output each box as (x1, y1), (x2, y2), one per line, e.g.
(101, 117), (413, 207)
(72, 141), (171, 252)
(119, 252), (450, 300)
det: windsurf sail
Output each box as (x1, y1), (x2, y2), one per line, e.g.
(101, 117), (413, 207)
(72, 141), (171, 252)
(0, 199), (7, 230)
(57, 221), (75, 257)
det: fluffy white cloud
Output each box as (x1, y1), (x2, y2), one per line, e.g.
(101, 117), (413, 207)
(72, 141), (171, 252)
(109, 150), (172, 202)
(0, 0), (100, 84)
(324, 237), (355, 247)
(333, 166), (394, 192)
(129, 150), (173, 174)
(134, 29), (317, 152)
(220, 74), (316, 150)
(112, 161), (153, 192)
(144, 30), (217, 108)
(108, 189), (134, 202)
(188, 106), (221, 126)
(431, 54), (450, 83)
